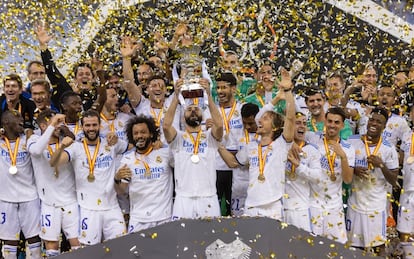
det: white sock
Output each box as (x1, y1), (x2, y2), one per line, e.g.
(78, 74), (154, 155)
(45, 249), (60, 257)
(3, 245), (17, 259)
(71, 246), (81, 250)
(28, 242), (42, 259)
(401, 242), (414, 258)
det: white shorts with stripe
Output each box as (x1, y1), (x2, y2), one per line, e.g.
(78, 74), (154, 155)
(39, 202), (79, 241)
(172, 195), (220, 220)
(346, 207), (386, 247)
(0, 199), (40, 240)
(79, 206), (126, 245)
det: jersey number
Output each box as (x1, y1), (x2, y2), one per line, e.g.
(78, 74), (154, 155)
(0, 212), (5, 224)
(41, 214), (51, 227)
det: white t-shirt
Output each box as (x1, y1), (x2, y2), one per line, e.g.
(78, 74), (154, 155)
(236, 136), (292, 207)
(216, 101), (244, 170)
(134, 96), (180, 144)
(306, 132), (355, 209)
(284, 142), (322, 210)
(100, 112), (132, 141)
(360, 113), (410, 147)
(120, 147), (173, 222)
(399, 131), (414, 192)
(28, 126), (77, 207)
(65, 137), (128, 210)
(0, 135), (37, 202)
(347, 135), (399, 213)
(170, 129), (219, 197)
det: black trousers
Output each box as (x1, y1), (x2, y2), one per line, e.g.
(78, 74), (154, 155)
(216, 170), (232, 216)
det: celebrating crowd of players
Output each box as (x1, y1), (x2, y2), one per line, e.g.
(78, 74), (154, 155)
(1, 22), (414, 258)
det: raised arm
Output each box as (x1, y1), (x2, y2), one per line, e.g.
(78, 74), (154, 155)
(29, 114), (66, 156)
(200, 78), (223, 141)
(49, 136), (73, 167)
(162, 81), (181, 143)
(279, 68), (295, 142)
(121, 36), (142, 108)
(35, 23), (73, 109)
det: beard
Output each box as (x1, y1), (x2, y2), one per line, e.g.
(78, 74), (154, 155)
(85, 130), (99, 142)
(134, 137), (152, 151)
(185, 114), (202, 127)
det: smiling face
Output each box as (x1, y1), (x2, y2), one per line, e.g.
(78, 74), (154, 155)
(216, 81), (235, 107)
(147, 78), (166, 105)
(294, 115), (307, 142)
(306, 93), (325, 117)
(377, 87), (395, 109)
(82, 116), (100, 142)
(104, 88), (119, 113)
(132, 123), (153, 151)
(366, 113), (387, 139)
(75, 66), (93, 89)
(4, 79), (22, 103)
(257, 111), (276, 136)
(325, 113), (344, 139)
(31, 83), (50, 110)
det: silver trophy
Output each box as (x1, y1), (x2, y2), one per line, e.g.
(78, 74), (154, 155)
(179, 45), (204, 99)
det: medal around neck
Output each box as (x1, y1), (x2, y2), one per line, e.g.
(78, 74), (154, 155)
(9, 166), (17, 175)
(87, 174), (95, 182)
(191, 154), (200, 164)
(330, 174), (337, 182)
(258, 174), (266, 182)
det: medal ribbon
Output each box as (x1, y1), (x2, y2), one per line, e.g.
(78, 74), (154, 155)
(4, 137), (20, 167)
(150, 107), (163, 127)
(187, 130), (202, 156)
(323, 137), (338, 179)
(100, 112), (115, 132)
(410, 132), (414, 156)
(47, 141), (59, 156)
(244, 130), (258, 144)
(220, 102), (237, 134)
(135, 146), (153, 173)
(257, 94), (265, 107)
(82, 138), (100, 178)
(258, 142), (273, 179)
(364, 135), (382, 170)
(290, 141), (305, 173)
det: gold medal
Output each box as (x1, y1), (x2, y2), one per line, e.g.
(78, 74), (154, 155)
(9, 166), (17, 175)
(407, 156), (414, 164)
(330, 174), (337, 182)
(290, 172), (297, 181)
(191, 154), (200, 164)
(258, 174), (266, 182)
(87, 174), (95, 182)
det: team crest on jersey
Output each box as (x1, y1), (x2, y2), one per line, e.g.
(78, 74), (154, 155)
(201, 133), (206, 140)
(118, 121), (123, 127)
(301, 151), (307, 158)
(234, 110), (239, 117)
(156, 156), (162, 163)
(135, 159), (140, 165)
(22, 144), (26, 150)
(356, 149), (362, 155)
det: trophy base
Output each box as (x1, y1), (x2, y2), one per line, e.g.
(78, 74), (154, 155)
(181, 89), (204, 98)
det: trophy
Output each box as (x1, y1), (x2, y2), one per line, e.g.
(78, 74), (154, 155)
(179, 45), (204, 99)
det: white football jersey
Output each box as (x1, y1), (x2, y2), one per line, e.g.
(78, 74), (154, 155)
(120, 147), (173, 222)
(28, 126), (77, 207)
(65, 137), (128, 210)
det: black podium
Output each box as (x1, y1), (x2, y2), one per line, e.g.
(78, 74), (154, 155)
(57, 217), (373, 258)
